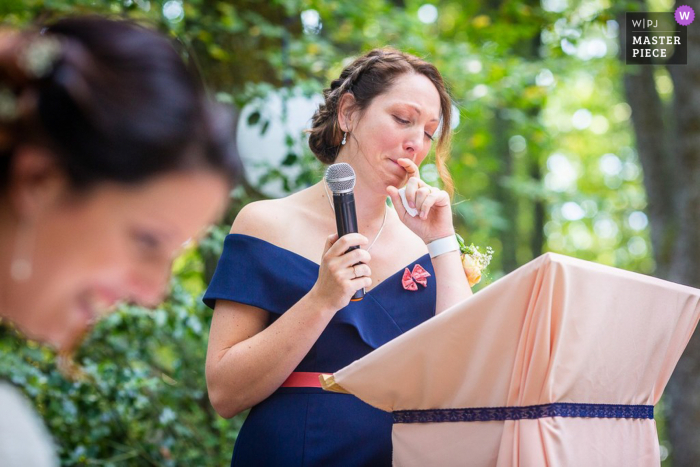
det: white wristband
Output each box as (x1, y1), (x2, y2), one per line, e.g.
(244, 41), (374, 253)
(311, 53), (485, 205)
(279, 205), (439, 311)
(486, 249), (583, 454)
(427, 235), (460, 258)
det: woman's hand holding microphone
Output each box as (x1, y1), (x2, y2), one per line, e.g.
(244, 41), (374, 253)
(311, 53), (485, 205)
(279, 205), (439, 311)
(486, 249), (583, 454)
(309, 233), (373, 312)
(309, 157), (458, 314)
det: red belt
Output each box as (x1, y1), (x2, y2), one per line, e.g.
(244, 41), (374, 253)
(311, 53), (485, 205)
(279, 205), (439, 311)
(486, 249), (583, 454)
(280, 372), (323, 388)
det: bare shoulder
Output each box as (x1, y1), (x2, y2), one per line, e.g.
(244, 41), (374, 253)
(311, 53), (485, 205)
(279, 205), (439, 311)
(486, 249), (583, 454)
(230, 198), (289, 245)
(229, 187), (324, 249)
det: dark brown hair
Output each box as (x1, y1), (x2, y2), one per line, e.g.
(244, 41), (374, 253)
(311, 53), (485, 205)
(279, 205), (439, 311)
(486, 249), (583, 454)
(0, 16), (241, 192)
(308, 47), (453, 195)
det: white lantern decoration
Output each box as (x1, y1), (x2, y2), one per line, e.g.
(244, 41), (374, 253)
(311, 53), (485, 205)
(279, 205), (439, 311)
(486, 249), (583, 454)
(237, 88), (323, 197)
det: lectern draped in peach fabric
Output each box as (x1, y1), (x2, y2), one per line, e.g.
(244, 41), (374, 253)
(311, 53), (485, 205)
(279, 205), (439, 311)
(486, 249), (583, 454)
(322, 253), (700, 466)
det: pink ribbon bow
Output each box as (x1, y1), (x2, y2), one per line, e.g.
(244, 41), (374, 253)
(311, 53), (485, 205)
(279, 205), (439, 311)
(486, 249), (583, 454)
(402, 264), (431, 291)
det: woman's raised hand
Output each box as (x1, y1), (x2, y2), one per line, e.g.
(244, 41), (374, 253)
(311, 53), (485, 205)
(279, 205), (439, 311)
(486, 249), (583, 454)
(309, 233), (373, 312)
(387, 158), (455, 244)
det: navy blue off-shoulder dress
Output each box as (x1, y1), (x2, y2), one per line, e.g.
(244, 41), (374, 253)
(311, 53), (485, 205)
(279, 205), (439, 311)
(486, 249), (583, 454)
(203, 234), (436, 467)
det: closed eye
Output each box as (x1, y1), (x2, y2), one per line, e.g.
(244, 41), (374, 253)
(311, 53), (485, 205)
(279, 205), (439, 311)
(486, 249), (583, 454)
(394, 115), (434, 141)
(132, 230), (162, 258)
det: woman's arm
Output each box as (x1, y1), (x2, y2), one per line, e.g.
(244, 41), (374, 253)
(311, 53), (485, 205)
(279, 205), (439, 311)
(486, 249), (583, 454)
(206, 292), (336, 418)
(205, 202), (372, 418)
(430, 249), (473, 314)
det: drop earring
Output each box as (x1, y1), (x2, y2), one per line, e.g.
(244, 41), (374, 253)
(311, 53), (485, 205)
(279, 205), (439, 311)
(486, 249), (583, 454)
(11, 218), (35, 282)
(341, 132), (347, 145)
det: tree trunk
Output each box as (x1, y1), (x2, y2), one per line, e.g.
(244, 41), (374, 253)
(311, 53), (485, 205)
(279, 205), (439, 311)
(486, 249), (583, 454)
(621, 1), (700, 464)
(663, 1), (700, 465)
(529, 155), (545, 257)
(492, 110), (519, 272)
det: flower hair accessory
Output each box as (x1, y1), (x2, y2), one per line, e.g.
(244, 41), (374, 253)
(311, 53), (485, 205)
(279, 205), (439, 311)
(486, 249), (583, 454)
(0, 34), (62, 125)
(456, 233), (493, 287)
(18, 35), (62, 79)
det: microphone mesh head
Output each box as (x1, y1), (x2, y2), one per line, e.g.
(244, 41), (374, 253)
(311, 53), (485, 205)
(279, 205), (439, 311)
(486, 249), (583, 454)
(325, 163), (356, 193)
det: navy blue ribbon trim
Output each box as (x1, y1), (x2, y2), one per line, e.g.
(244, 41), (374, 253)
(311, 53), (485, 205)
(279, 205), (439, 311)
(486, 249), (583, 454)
(393, 403), (654, 424)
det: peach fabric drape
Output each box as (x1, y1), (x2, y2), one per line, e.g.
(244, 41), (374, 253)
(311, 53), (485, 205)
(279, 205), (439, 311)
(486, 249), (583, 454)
(326, 253), (700, 466)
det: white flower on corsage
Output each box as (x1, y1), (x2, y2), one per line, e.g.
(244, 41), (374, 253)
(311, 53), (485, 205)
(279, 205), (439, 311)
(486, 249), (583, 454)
(456, 233), (493, 287)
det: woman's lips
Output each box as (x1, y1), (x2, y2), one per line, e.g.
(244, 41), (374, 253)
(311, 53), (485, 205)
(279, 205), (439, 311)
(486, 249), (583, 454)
(77, 293), (117, 327)
(77, 297), (97, 325)
(388, 159), (410, 179)
(388, 158), (405, 171)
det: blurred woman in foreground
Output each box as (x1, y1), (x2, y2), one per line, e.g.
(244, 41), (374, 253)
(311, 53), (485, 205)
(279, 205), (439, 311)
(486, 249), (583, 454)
(0, 17), (240, 465)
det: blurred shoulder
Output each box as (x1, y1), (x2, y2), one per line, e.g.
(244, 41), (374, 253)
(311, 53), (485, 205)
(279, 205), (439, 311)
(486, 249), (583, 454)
(0, 382), (57, 466)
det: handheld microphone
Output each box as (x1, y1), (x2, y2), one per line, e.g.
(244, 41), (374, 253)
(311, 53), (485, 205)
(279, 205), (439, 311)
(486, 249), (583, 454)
(325, 163), (364, 301)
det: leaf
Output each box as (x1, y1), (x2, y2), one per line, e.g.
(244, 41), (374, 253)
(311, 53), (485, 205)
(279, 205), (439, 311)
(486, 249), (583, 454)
(282, 153), (298, 166)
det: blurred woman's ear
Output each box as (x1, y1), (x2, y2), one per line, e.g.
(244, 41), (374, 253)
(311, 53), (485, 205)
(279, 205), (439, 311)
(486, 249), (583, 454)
(8, 146), (67, 218)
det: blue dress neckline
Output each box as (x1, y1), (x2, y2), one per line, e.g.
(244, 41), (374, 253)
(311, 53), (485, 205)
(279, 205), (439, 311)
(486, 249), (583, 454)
(203, 233), (437, 350)
(230, 233), (431, 297)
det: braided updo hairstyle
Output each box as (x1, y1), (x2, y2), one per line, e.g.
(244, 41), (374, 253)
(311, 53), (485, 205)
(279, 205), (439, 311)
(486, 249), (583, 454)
(0, 16), (241, 193)
(308, 47), (454, 195)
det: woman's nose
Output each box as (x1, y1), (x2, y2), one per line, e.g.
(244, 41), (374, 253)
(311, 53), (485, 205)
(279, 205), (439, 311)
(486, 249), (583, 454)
(127, 263), (172, 308)
(403, 134), (423, 159)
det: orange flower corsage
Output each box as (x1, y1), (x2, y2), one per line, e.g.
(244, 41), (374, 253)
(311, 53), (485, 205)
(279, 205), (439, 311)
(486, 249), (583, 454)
(456, 233), (493, 287)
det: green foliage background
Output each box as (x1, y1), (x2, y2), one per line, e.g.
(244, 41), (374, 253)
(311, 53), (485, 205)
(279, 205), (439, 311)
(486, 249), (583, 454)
(0, 0), (677, 464)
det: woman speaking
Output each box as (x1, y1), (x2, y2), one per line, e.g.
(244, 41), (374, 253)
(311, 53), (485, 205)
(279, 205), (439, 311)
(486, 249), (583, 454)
(205, 47), (473, 466)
